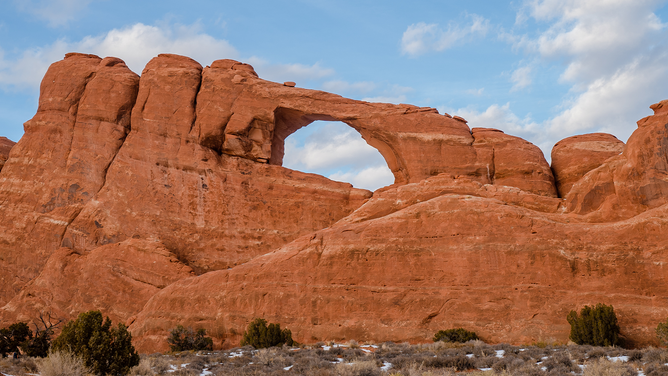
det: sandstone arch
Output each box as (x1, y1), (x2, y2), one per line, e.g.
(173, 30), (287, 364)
(195, 58), (557, 195)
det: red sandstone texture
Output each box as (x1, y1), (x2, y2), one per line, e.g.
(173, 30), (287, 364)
(1, 53), (667, 352)
(0, 137), (15, 172)
(551, 133), (625, 198)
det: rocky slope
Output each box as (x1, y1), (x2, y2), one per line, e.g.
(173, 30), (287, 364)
(0, 53), (667, 352)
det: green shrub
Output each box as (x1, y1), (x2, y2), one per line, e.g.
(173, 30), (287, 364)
(567, 303), (620, 346)
(21, 328), (52, 358)
(433, 328), (479, 343)
(52, 310), (140, 375)
(0, 322), (32, 357)
(240, 318), (295, 349)
(657, 319), (668, 346)
(167, 325), (213, 352)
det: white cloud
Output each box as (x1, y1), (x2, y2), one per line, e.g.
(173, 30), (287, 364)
(284, 123), (387, 171)
(401, 14), (490, 57)
(329, 166), (395, 191)
(519, 0), (667, 83)
(0, 22), (239, 89)
(361, 85), (413, 104)
(321, 80), (376, 94)
(283, 121), (394, 191)
(361, 95), (407, 104)
(14, 0), (92, 27)
(247, 57), (334, 83)
(510, 65), (533, 91)
(466, 88), (485, 96)
(465, 0), (668, 160)
(546, 54), (668, 140)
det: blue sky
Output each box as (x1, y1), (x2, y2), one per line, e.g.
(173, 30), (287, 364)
(1, 0), (668, 190)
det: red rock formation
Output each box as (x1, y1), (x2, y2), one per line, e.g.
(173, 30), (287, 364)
(1, 239), (194, 326)
(0, 137), (15, 172)
(551, 133), (624, 198)
(565, 100), (668, 221)
(472, 128), (557, 197)
(131, 181), (668, 351)
(1, 53), (667, 352)
(0, 53), (139, 304)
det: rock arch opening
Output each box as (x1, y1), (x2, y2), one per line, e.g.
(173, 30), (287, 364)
(280, 120), (394, 191)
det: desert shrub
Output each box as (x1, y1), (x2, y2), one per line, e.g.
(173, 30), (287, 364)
(240, 318), (295, 349)
(645, 363), (668, 376)
(0, 322), (32, 357)
(627, 349), (643, 362)
(167, 325), (213, 352)
(21, 329), (52, 358)
(37, 351), (91, 376)
(656, 319), (668, 346)
(582, 357), (634, 376)
(586, 348), (607, 359)
(128, 357), (155, 376)
(642, 347), (668, 363)
(491, 356), (524, 373)
(52, 310), (140, 375)
(426, 355), (475, 371)
(433, 328), (479, 343)
(567, 304), (620, 346)
(335, 360), (381, 376)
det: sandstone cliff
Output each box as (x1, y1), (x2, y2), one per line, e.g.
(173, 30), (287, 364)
(0, 53), (667, 351)
(0, 137), (15, 172)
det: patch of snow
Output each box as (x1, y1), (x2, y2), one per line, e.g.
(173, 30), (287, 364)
(361, 348), (372, 353)
(480, 368), (492, 371)
(466, 354), (474, 358)
(541, 366), (547, 371)
(228, 351), (244, 358)
(495, 350), (505, 358)
(608, 355), (629, 362)
(322, 346), (331, 351)
(381, 362), (392, 371)
(200, 369), (213, 376)
(519, 348), (526, 351)
(284, 365), (293, 371)
(638, 372), (646, 376)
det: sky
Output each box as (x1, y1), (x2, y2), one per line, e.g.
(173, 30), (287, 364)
(1, 0), (667, 191)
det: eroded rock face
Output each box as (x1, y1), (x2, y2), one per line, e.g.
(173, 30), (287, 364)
(0, 239), (194, 326)
(0, 137), (15, 172)
(131, 180), (668, 351)
(551, 133), (624, 198)
(472, 128), (557, 197)
(1, 53), (667, 351)
(565, 101), (668, 221)
(0, 53), (139, 304)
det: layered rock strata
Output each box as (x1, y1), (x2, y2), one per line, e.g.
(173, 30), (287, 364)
(0, 53), (667, 352)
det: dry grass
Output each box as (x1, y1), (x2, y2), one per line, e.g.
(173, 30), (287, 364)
(2, 342), (668, 375)
(36, 351), (92, 376)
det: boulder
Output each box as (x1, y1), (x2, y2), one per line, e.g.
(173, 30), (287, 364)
(472, 128), (557, 197)
(551, 133), (624, 198)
